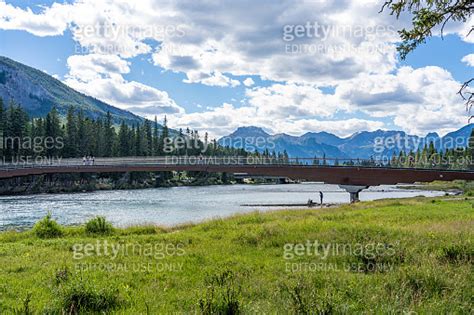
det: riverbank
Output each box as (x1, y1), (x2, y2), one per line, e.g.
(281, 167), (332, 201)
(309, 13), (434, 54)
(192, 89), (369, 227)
(0, 196), (472, 313)
(0, 171), (288, 196)
(397, 180), (473, 195)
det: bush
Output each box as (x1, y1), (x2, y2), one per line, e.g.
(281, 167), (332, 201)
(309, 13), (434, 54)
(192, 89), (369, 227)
(85, 216), (114, 235)
(439, 244), (473, 264)
(33, 212), (63, 239)
(279, 278), (334, 314)
(57, 278), (122, 313)
(198, 270), (241, 314)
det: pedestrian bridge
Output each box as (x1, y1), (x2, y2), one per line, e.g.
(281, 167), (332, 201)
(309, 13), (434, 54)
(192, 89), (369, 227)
(1, 156), (473, 202)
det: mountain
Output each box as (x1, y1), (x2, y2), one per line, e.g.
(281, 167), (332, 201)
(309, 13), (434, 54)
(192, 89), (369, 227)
(440, 124), (473, 150)
(219, 126), (348, 158)
(0, 56), (143, 124)
(219, 125), (474, 159)
(300, 131), (345, 146)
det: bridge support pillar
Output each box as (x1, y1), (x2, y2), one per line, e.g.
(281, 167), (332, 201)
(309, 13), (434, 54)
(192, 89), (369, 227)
(339, 185), (369, 203)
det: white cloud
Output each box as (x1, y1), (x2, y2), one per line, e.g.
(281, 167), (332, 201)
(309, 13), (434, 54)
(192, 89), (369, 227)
(66, 54), (130, 81)
(246, 83), (343, 119)
(0, 1), (70, 36)
(167, 101), (383, 139)
(335, 66), (466, 135)
(461, 54), (474, 67)
(0, 0), (407, 83)
(183, 71), (240, 87)
(1, 1), (470, 86)
(243, 78), (255, 87)
(1, 0), (471, 137)
(169, 65), (468, 138)
(64, 54), (183, 117)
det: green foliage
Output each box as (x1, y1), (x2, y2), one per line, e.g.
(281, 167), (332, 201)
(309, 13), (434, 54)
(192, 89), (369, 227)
(439, 243), (473, 264)
(0, 198), (472, 313)
(55, 277), (122, 313)
(7, 293), (32, 314)
(85, 216), (114, 235)
(382, 0), (473, 59)
(0, 98), (252, 161)
(32, 212), (63, 238)
(279, 278), (334, 314)
(198, 270), (242, 315)
(0, 56), (142, 123)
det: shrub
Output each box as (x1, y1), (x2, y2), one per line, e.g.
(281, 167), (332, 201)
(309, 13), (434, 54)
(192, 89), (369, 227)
(439, 244), (473, 264)
(403, 270), (448, 298)
(33, 212), (63, 239)
(85, 216), (114, 235)
(279, 278), (334, 314)
(57, 278), (122, 313)
(8, 293), (32, 314)
(198, 270), (241, 314)
(55, 266), (70, 285)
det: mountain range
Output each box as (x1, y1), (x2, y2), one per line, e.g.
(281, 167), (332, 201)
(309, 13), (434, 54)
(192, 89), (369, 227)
(0, 56), (143, 125)
(219, 125), (474, 159)
(1, 56), (471, 159)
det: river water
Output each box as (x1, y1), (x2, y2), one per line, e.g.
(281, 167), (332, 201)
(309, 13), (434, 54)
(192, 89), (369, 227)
(0, 183), (444, 230)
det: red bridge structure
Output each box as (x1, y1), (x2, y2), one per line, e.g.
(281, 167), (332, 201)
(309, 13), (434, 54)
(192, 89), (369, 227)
(1, 156), (473, 202)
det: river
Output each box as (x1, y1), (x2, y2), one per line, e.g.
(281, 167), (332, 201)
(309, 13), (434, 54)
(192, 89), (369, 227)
(0, 183), (444, 230)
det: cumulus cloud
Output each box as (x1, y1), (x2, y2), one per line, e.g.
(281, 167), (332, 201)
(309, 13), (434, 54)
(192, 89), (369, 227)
(167, 101), (383, 139)
(0, 0), (408, 84)
(335, 66), (466, 135)
(243, 78), (255, 87)
(183, 71), (240, 87)
(1, 0), (471, 137)
(64, 54), (183, 117)
(462, 54), (474, 67)
(246, 83), (343, 119)
(168, 65), (468, 138)
(0, 1), (71, 36)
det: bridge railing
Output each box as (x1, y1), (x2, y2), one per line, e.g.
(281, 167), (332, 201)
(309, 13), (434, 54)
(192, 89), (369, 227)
(0, 155), (471, 171)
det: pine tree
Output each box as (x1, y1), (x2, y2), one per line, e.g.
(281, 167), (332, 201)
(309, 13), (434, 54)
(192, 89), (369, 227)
(152, 116), (159, 156)
(76, 110), (87, 156)
(103, 112), (115, 157)
(44, 107), (62, 156)
(135, 124), (143, 156)
(6, 101), (29, 157)
(65, 106), (77, 157)
(469, 128), (474, 169)
(143, 119), (152, 156)
(118, 121), (130, 157)
(159, 116), (169, 155)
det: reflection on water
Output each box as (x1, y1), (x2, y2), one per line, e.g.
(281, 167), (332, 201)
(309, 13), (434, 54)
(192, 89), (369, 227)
(0, 183), (443, 230)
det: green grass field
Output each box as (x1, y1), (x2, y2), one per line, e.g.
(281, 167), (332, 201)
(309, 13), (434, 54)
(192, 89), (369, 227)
(0, 197), (473, 314)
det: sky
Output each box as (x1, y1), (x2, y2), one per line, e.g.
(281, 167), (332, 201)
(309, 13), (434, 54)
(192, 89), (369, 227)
(0, 0), (472, 138)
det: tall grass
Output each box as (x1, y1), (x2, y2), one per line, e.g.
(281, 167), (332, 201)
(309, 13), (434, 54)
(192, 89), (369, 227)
(32, 212), (63, 238)
(85, 216), (114, 235)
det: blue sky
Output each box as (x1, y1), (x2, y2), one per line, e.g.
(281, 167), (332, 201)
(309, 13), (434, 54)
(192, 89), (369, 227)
(0, 0), (472, 137)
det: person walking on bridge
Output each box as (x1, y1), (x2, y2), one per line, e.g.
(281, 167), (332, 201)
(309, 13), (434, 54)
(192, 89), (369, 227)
(319, 191), (324, 207)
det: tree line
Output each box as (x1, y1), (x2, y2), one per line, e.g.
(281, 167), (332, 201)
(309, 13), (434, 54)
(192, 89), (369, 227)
(1, 96), (473, 170)
(0, 98), (250, 159)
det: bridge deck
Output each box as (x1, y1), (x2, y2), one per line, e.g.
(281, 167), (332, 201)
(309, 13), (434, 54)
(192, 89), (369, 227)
(0, 157), (473, 186)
